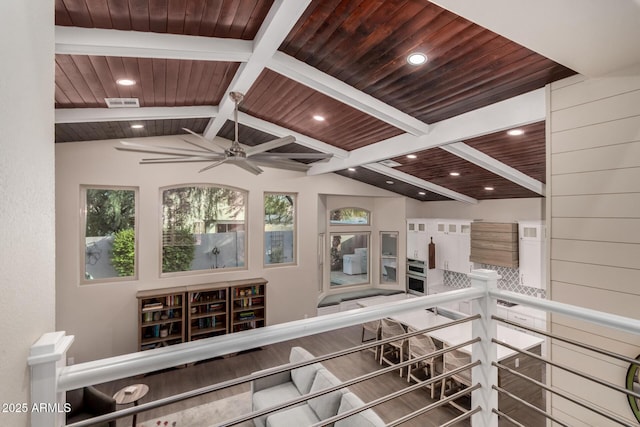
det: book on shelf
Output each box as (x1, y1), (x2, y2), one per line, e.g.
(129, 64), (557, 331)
(208, 303), (224, 312)
(167, 294), (181, 307)
(142, 302), (163, 311)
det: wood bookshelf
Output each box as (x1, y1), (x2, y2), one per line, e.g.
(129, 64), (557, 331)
(137, 286), (186, 351)
(229, 278), (267, 333)
(136, 278), (267, 351)
(186, 283), (229, 341)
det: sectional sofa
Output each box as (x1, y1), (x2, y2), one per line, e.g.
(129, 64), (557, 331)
(251, 346), (385, 427)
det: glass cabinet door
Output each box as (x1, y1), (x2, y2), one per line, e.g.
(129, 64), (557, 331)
(380, 232), (398, 284)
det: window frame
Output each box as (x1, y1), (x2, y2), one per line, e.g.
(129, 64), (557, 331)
(380, 231), (399, 284)
(159, 183), (248, 277)
(80, 185), (139, 285)
(263, 192), (297, 268)
(328, 231), (371, 288)
(329, 207), (371, 226)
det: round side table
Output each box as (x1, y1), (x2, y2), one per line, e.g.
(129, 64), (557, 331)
(113, 384), (149, 427)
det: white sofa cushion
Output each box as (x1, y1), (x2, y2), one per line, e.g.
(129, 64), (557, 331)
(308, 368), (344, 422)
(265, 405), (319, 427)
(335, 392), (386, 427)
(252, 382), (302, 427)
(290, 346), (322, 394)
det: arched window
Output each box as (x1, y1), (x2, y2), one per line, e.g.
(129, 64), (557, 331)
(161, 184), (247, 274)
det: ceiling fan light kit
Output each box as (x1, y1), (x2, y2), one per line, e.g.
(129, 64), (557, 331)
(116, 92), (332, 175)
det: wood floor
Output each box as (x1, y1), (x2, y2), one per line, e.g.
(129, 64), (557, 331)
(94, 325), (544, 426)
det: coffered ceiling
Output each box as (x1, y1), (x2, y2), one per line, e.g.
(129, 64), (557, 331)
(55, 0), (628, 202)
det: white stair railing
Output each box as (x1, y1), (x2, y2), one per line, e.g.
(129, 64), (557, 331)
(28, 269), (640, 426)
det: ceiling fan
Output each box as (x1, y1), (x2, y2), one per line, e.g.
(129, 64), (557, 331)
(116, 91), (332, 175)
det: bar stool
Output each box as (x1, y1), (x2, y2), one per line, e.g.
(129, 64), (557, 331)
(406, 327), (438, 398)
(379, 318), (408, 376)
(361, 319), (381, 359)
(440, 344), (472, 410)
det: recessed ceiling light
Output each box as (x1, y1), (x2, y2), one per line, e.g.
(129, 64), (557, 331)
(348, 167), (356, 172)
(313, 115), (325, 122)
(449, 172), (460, 176)
(507, 129), (525, 136)
(484, 186), (494, 191)
(386, 180), (394, 185)
(116, 78), (136, 86)
(407, 52), (427, 66)
(418, 191), (426, 196)
(407, 154), (417, 159)
(130, 124), (144, 129)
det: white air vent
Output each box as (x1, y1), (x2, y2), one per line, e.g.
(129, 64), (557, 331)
(105, 98), (140, 108)
(378, 159), (401, 167)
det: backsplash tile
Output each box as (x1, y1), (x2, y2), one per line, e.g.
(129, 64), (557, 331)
(443, 265), (546, 298)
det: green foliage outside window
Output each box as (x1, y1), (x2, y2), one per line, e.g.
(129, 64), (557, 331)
(162, 228), (196, 273)
(86, 189), (135, 236)
(111, 228), (135, 276)
(162, 185), (246, 273)
(83, 187), (137, 281)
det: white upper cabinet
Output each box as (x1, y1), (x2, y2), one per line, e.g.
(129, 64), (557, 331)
(518, 221), (546, 289)
(407, 219), (429, 261)
(434, 220), (472, 273)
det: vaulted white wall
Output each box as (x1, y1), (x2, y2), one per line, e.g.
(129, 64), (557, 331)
(0, 0), (55, 423)
(418, 198), (544, 222)
(55, 137), (406, 362)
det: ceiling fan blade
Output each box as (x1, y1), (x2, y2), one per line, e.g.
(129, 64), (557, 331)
(245, 136), (296, 156)
(251, 158), (311, 172)
(178, 137), (224, 154)
(182, 128), (228, 152)
(198, 159), (229, 173)
(119, 140), (211, 155)
(116, 146), (215, 158)
(250, 152), (333, 160)
(229, 158), (264, 175)
(141, 156), (226, 164)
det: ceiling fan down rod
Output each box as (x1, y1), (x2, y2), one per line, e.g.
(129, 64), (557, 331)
(230, 91), (243, 147)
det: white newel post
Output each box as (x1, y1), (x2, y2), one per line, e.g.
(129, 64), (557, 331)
(28, 332), (75, 427)
(470, 269), (499, 427)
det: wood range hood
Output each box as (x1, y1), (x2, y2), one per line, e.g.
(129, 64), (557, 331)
(469, 222), (519, 268)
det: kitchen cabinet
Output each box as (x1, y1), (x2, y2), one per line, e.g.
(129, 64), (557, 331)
(470, 222), (519, 268)
(518, 221), (545, 289)
(434, 220), (473, 274)
(496, 303), (546, 341)
(407, 219), (430, 261)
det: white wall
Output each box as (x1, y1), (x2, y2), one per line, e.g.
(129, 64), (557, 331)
(418, 197), (545, 222)
(55, 137), (403, 362)
(548, 73), (640, 425)
(0, 0), (55, 424)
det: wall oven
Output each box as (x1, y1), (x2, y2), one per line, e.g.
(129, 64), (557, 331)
(407, 259), (427, 277)
(406, 258), (427, 295)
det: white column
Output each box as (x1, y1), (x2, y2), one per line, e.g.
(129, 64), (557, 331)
(28, 332), (75, 427)
(470, 269), (499, 427)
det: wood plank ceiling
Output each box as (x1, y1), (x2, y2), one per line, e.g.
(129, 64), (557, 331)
(54, 0), (576, 201)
